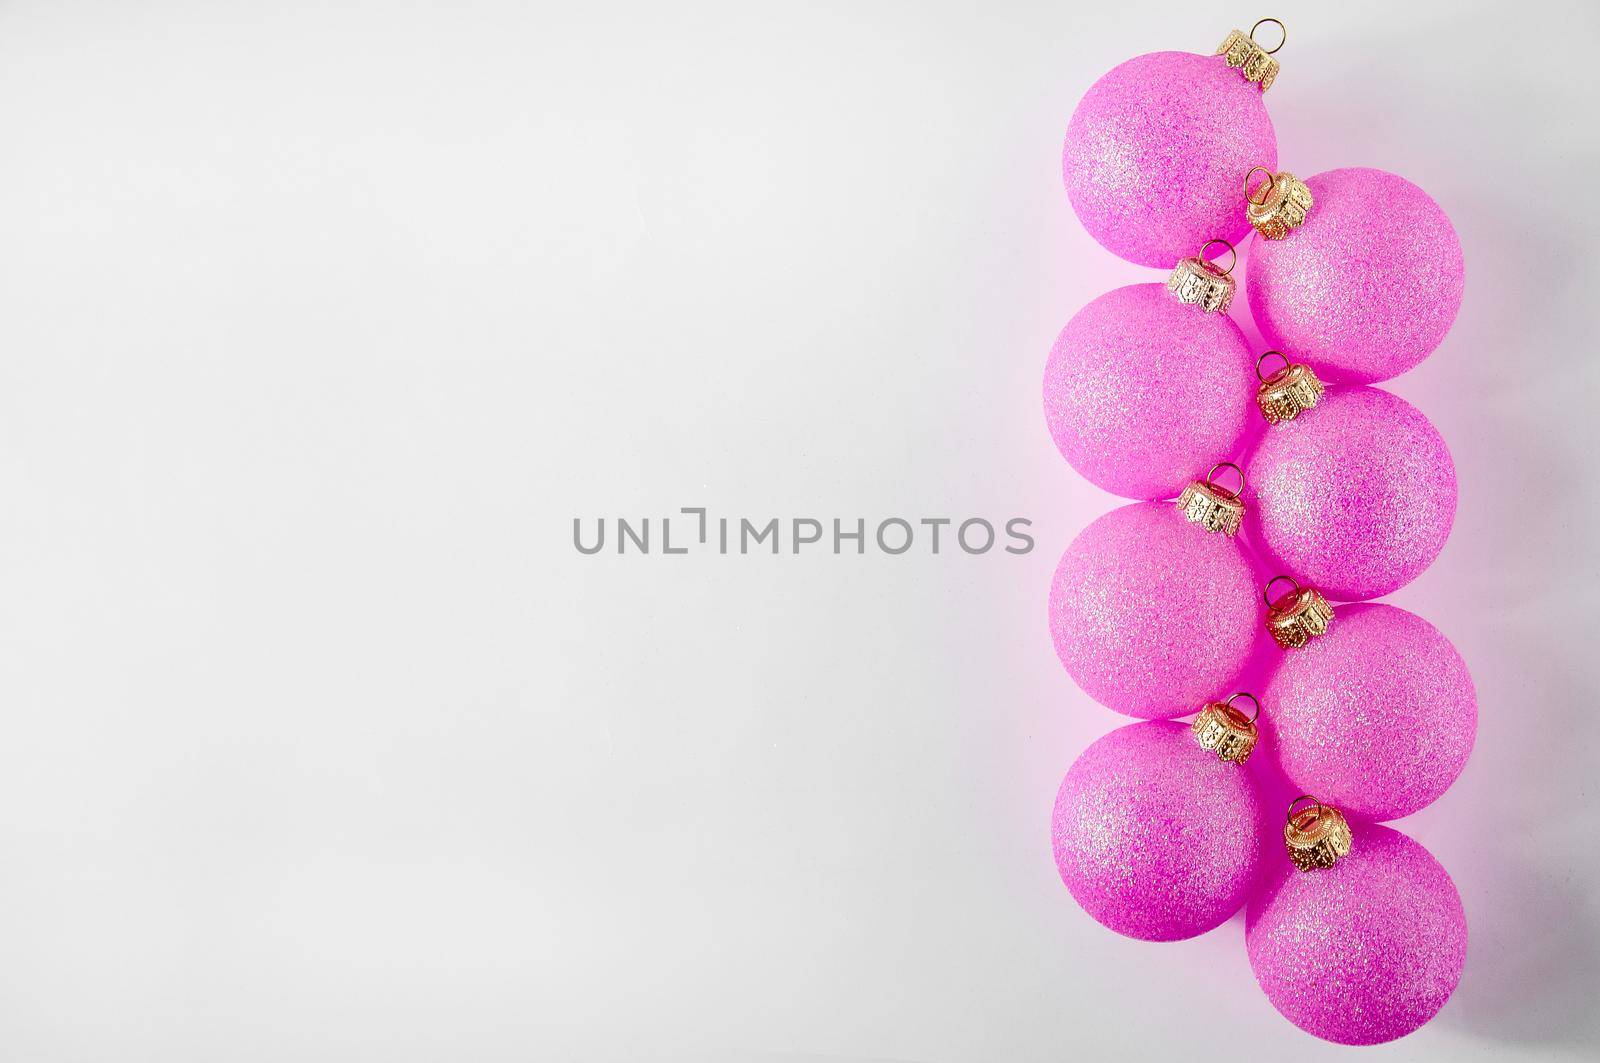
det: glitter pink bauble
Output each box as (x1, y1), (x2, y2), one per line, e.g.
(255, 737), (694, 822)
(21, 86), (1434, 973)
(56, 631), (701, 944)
(1263, 604), (1476, 821)
(1053, 721), (1263, 941)
(1247, 168), (1464, 384)
(1043, 284), (1254, 500)
(1247, 824), (1467, 1044)
(1049, 502), (1257, 717)
(1249, 387), (1456, 601)
(1063, 52), (1276, 268)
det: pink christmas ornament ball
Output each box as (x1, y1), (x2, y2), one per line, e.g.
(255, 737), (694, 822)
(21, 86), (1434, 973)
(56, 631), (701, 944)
(1063, 51), (1276, 268)
(1247, 824), (1467, 1045)
(1248, 386), (1456, 601)
(1053, 720), (1263, 941)
(1049, 502), (1257, 718)
(1262, 604), (1475, 822)
(1247, 167), (1464, 384)
(1043, 284), (1254, 500)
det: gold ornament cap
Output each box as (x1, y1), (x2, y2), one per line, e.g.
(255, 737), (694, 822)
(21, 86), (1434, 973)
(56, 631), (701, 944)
(1244, 166), (1313, 240)
(1191, 693), (1260, 763)
(1176, 461), (1246, 536)
(1167, 239), (1236, 313)
(1254, 351), (1325, 425)
(1217, 19), (1285, 91)
(1264, 575), (1334, 649)
(1284, 795), (1353, 871)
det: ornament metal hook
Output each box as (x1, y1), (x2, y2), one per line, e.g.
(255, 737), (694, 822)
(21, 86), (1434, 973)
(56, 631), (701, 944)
(1250, 18), (1287, 55)
(1264, 574), (1301, 608)
(1255, 350), (1292, 381)
(1286, 794), (1325, 828)
(1244, 165), (1276, 206)
(1200, 238), (1237, 276)
(1226, 692), (1262, 725)
(1206, 461), (1246, 500)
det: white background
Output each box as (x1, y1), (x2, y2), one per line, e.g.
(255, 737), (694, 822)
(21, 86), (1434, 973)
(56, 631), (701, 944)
(1, 1), (1597, 1060)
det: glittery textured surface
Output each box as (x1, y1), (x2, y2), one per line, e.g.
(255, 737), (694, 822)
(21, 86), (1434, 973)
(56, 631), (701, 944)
(1063, 52), (1276, 268)
(1247, 168), (1464, 384)
(1263, 604), (1475, 821)
(1043, 284), (1253, 500)
(1249, 387), (1456, 601)
(1053, 721), (1263, 941)
(1247, 825), (1467, 1045)
(1049, 503), (1257, 717)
